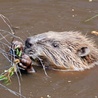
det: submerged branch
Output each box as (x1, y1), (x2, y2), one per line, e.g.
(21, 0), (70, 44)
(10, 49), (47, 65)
(85, 14), (98, 22)
(0, 83), (26, 98)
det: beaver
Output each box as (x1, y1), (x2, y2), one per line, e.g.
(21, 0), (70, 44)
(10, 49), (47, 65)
(24, 31), (98, 71)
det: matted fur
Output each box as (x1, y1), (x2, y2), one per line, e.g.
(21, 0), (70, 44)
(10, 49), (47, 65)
(25, 31), (98, 71)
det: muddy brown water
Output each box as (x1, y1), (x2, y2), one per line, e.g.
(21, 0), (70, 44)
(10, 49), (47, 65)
(0, 0), (98, 98)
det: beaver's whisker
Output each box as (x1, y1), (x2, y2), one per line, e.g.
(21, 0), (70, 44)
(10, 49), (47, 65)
(51, 68), (77, 72)
(37, 57), (49, 77)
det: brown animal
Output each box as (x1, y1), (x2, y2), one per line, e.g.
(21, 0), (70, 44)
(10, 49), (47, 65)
(24, 31), (98, 71)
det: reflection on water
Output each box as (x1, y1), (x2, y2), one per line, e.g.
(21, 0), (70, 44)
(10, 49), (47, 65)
(0, 0), (98, 98)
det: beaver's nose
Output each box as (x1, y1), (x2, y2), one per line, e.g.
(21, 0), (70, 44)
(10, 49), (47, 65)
(25, 38), (32, 48)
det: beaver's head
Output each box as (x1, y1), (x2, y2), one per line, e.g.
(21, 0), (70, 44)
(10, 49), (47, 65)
(24, 31), (98, 71)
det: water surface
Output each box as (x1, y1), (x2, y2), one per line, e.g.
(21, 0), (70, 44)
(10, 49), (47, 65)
(0, 0), (98, 98)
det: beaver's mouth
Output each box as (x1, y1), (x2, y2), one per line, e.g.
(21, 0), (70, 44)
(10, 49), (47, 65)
(28, 50), (34, 56)
(24, 48), (33, 56)
(25, 49), (39, 62)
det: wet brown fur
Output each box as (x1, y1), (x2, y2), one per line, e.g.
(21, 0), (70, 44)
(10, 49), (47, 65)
(25, 31), (98, 71)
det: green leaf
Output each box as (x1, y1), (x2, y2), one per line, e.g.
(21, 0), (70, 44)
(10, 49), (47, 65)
(16, 48), (20, 55)
(0, 75), (5, 79)
(0, 75), (8, 81)
(18, 51), (22, 57)
(9, 71), (14, 77)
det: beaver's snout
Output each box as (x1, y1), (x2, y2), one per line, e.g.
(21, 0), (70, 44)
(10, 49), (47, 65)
(25, 37), (37, 59)
(25, 38), (32, 48)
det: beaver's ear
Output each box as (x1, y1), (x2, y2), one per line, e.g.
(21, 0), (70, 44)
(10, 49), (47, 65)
(77, 47), (90, 57)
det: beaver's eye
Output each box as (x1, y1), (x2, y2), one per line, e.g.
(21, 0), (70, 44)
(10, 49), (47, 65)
(52, 42), (59, 48)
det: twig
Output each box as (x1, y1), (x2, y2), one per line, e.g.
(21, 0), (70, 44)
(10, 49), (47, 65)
(0, 14), (14, 34)
(0, 29), (24, 43)
(0, 33), (11, 45)
(85, 14), (98, 22)
(15, 71), (22, 98)
(0, 83), (26, 98)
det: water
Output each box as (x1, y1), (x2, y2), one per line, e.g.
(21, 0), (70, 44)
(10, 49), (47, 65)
(0, 0), (98, 98)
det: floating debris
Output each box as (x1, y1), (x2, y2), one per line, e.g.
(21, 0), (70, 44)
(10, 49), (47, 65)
(95, 96), (97, 98)
(72, 9), (74, 11)
(91, 31), (98, 36)
(47, 95), (51, 98)
(41, 97), (44, 98)
(89, 0), (92, 2)
(68, 80), (71, 83)
(72, 15), (75, 17)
